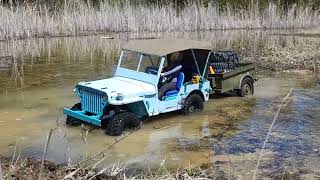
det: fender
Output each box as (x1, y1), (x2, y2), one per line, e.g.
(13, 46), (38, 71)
(238, 73), (255, 89)
(186, 89), (206, 101)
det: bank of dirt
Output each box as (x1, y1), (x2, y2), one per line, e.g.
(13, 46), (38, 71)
(1, 157), (127, 180)
(0, 157), (223, 179)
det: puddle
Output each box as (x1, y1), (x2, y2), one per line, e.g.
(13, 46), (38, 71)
(0, 30), (319, 178)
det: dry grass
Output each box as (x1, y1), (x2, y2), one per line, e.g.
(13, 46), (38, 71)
(0, 1), (320, 40)
(244, 34), (320, 71)
(0, 156), (220, 179)
(0, 159), (3, 180)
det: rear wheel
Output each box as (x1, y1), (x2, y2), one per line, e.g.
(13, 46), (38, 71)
(181, 93), (204, 115)
(105, 112), (141, 136)
(66, 103), (82, 126)
(238, 77), (254, 97)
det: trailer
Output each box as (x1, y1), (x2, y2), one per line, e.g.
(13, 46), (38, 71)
(205, 51), (256, 96)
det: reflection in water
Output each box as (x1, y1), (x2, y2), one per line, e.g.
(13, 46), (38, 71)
(1, 29), (319, 92)
(0, 30), (319, 178)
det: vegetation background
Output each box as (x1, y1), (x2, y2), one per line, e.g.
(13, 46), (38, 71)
(1, 0), (320, 40)
(2, 0), (320, 9)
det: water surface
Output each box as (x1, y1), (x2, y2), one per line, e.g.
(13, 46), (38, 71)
(0, 30), (319, 178)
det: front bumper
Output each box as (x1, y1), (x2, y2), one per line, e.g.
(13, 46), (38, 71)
(63, 108), (102, 127)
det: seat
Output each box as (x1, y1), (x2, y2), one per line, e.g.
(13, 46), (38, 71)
(163, 72), (185, 98)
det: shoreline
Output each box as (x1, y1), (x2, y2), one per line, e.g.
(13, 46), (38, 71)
(0, 156), (217, 179)
(0, 27), (312, 43)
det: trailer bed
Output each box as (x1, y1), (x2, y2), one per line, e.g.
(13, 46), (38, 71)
(207, 63), (256, 94)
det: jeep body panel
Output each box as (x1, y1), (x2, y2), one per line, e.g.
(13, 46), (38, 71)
(145, 80), (210, 115)
(63, 108), (102, 126)
(78, 77), (157, 105)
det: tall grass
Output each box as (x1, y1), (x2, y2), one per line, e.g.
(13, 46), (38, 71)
(0, 1), (319, 40)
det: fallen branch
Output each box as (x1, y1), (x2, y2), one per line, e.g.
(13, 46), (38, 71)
(83, 156), (107, 179)
(252, 88), (293, 180)
(78, 124), (141, 166)
(39, 128), (55, 180)
(221, 140), (235, 179)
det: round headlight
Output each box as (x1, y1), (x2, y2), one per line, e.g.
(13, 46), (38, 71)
(75, 88), (82, 95)
(103, 95), (108, 101)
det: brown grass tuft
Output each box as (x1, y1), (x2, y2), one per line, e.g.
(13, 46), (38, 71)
(0, 1), (319, 40)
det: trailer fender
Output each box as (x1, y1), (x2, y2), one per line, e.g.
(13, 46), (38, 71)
(238, 74), (255, 89)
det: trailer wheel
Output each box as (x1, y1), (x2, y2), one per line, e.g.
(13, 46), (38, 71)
(182, 94), (204, 115)
(105, 112), (141, 136)
(239, 77), (254, 97)
(66, 103), (82, 126)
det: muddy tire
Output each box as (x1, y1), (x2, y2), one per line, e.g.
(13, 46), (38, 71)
(105, 112), (141, 136)
(238, 77), (254, 97)
(66, 103), (82, 126)
(181, 93), (204, 115)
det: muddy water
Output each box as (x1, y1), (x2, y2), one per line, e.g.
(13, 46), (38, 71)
(0, 30), (320, 178)
(210, 73), (320, 179)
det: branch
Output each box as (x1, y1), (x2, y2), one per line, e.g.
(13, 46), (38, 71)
(39, 128), (55, 180)
(252, 88), (293, 180)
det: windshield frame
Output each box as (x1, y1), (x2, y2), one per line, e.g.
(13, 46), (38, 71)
(115, 49), (165, 86)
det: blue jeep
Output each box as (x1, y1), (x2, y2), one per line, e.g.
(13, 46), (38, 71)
(63, 38), (214, 135)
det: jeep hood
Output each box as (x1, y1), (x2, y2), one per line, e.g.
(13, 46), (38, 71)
(78, 77), (156, 104)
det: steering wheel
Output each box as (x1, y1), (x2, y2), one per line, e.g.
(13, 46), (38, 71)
(145, 67), (158, 75)
(148, 69), (158, 75)
(161, 76), (168, 83)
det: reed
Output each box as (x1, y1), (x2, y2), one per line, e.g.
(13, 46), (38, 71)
(0, 159), (3, 180)
(0, 1), (319, 40)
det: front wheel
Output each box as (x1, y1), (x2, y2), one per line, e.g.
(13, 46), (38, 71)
(181, 94), (204, 115)
(105, 112), (141, 136)
(66, 103), (82, 126)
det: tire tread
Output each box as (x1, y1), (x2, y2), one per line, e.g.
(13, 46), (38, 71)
(181, 93), (204, 115)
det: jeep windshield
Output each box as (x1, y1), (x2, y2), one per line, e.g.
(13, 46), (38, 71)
(119, 50), (162, 75)
(115, 50), (164, 85)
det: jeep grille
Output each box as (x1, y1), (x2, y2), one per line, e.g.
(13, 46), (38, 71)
(77, 86), (106, 115)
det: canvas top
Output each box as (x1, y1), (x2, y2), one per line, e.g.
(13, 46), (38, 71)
(123, 38), (212, 56)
